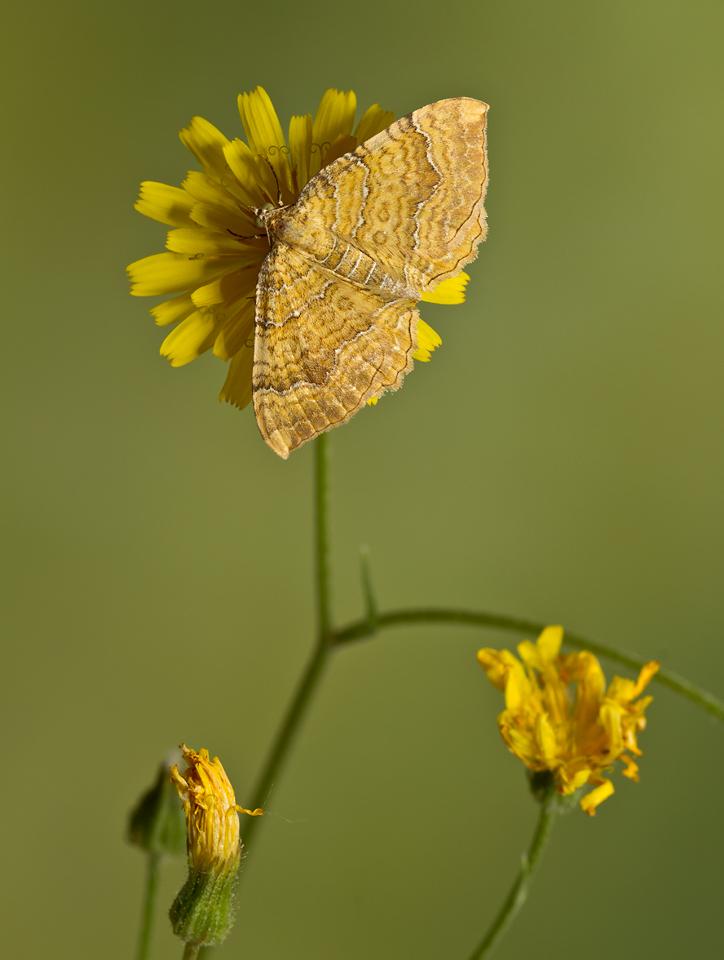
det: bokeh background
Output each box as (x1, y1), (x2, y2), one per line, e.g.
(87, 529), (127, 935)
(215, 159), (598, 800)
(3, 1), (723, 957)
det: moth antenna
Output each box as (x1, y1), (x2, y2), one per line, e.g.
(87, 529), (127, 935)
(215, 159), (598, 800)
(262, 155), (283, 205)
(231, 196), (259, 219)
(226, 228), (267, 242)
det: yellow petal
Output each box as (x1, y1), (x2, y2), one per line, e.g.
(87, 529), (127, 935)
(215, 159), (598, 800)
(355, 104), (395, 143)
(219, 345), (254, 410)
(580, 779), (615, 816)
(477, 648), (519, 691)
(517, 640), (542, 671)
(160, 310), (219, 367)
(288, 114), (313, 191)
(599, 701), (624, 758)
(165, 227), (253, 257)
(236, 806), (264, 817)
(237, 87), (292, 198)
(537, 626), (563, 662)
(413, 318), (442, 362)
(179, 116), (231, 181)
(504, 723), (541, 768)
(310, 89), (357, 177)
(560, 765), (592, 793)
(238, 86), (285, 157)
(565, 652), (604, 736)
(189, 199), (258, 237)
(183, 170), (241, 210)
(631, 660), (660, 699)
(150, 293), (195, 327)
(534, 713), (558, 766)
(606, 675), (636, 703)
(421, 272), (470, 305)
(181, 168), (260, 227)
(213, 300), (255, 360)
(367, 396), (379, 407)
(620, 753), (640, 781)
(504, 659), (533, 709)
(192, 267), (259, 308)
(134, 181), (195, 227)
(127, 252), (233, 297)
(223, 138), (277, 206)
(313, 89), (357, 148)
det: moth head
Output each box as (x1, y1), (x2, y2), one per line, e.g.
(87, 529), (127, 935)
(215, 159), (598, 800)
(253, 203), (277, 229)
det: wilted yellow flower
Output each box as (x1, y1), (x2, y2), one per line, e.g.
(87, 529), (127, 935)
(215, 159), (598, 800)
(478, 627), (659, 815)
(171, 744), (262, 872)
(169, 745), (262, 946)
(128, 86), (469, 410)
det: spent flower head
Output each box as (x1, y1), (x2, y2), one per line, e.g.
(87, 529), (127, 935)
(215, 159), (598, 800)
(478, 627), (659, 815)
(128, 86), (469, 411)
(169, 744), (262, 946)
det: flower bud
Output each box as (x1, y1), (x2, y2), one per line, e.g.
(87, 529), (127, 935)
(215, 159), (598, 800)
(127, 757), (186, 857)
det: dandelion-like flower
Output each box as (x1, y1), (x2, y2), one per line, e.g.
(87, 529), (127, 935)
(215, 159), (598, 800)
(169, 745), (262, 946)
(128, 86), (469, 410)
(478, 627), (659, 815)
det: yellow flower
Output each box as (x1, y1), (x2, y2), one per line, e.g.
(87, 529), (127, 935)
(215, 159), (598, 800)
(169, 745), (263, 946)
(478, 627), (659, 815)
(170, 744), (262, 873)
(128, 86), (469, 410)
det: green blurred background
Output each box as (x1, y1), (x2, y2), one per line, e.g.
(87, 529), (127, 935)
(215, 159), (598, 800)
(3, 0), (723, 956)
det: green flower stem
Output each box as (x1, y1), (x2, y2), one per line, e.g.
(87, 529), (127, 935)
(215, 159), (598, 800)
(314, 433), (333, 642)
(334, 606), (724, 722)
(136, 852), (160, 960)
(182, 944), (201, 960)
(239, 434), (335, 859)
(466, 787), (557, 960)
(241, 643), (330, 849)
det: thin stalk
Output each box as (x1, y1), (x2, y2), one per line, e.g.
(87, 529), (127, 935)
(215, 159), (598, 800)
(467, 789), (557, 960)
(136, 852), (161, 960)
(314, 433), (332, 641)
(334, 607), (724, 722)
(240, 434), (335, 856)
(241, 647), (330, 848)
(182, 944), (201, 960)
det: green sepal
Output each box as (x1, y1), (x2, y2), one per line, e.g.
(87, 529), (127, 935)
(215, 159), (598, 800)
(527, 769), (580, 814)
(527, 769), (555, 803)
(170, 854), (241, 946)
(127, 762), (186, 856)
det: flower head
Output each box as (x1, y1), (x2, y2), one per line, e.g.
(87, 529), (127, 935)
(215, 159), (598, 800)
(171, 744), (262, 873)
(478, 627), (659, 815)
(128, 87), (469, 412)
(169, 745), (262, 946)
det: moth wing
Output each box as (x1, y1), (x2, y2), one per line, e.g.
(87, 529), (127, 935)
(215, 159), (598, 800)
(289, 97), (489, 295)
(252, 242), (418, 458)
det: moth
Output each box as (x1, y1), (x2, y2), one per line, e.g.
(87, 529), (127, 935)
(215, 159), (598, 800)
(252, 97), (489, 458)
